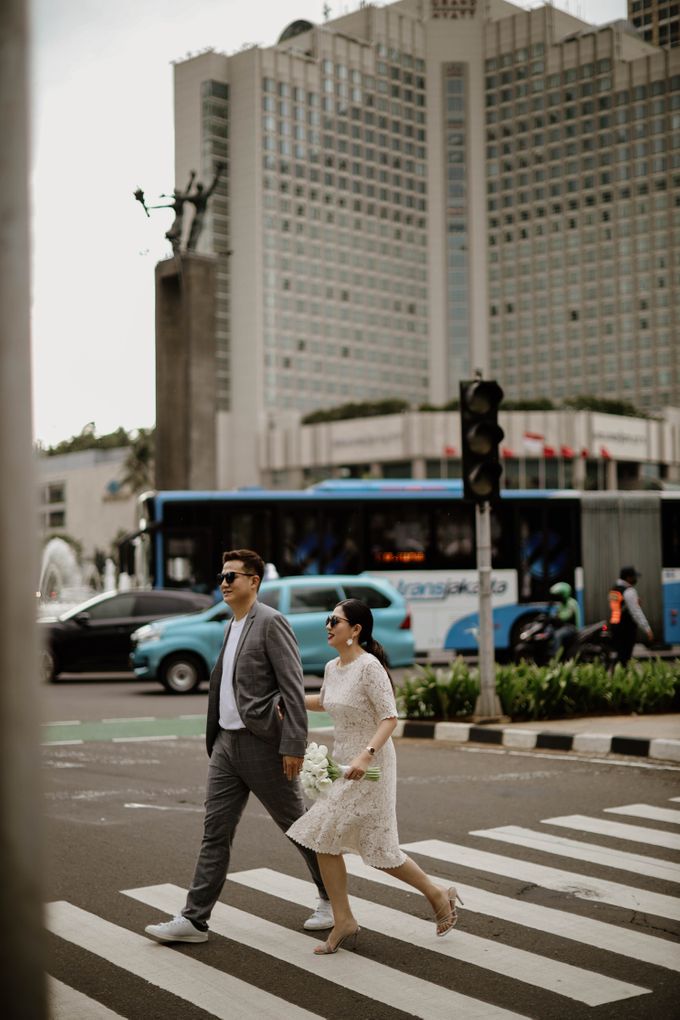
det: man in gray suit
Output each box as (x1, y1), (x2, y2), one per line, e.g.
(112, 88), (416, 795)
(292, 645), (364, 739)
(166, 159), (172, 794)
(145, 549), (332, 942)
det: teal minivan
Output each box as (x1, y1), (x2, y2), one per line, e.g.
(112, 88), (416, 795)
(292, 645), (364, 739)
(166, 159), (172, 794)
(130, 575), (414, 693)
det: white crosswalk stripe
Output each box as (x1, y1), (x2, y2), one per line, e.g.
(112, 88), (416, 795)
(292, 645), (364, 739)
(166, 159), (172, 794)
(401, 839), (680, 920)
(342, 856), (680, 973)
(226, 868), (649, 1006)
(47, 799), (680, 1018)
(122, 882), (531, 1020)
(604, 803), (680, 825)
(469, 825), (680, 882)
(45, 901), (322, 1020)
(48, 975), (126, 1019)
(542, 814), (680, 850)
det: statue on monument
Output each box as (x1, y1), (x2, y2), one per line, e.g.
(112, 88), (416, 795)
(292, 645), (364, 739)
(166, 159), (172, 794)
(134, 162), (225, 255)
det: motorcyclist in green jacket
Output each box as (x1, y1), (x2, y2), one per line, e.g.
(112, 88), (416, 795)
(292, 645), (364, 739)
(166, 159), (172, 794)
(548, 581), (581, 658)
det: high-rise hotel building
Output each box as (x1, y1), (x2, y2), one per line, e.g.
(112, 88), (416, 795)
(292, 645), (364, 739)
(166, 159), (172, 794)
(170, 1), (679, 487)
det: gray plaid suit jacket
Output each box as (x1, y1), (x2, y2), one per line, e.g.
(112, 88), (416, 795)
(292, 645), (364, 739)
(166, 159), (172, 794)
(205, 600), (308, 759)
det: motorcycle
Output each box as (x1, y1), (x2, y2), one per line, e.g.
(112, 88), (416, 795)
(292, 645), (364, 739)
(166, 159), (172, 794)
(513, 611), (614, 667)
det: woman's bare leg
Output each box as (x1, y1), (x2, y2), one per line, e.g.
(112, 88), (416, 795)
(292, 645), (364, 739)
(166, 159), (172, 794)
(379, 855), (452, 924)
(315, 853), (358, 951)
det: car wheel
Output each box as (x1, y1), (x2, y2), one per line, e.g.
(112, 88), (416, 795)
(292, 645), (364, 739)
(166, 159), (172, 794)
(41, 649), (57, 683)
(160, 653), (206, 694)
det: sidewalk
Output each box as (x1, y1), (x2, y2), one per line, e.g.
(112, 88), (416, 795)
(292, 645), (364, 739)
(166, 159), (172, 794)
(394, 713), (680, 763)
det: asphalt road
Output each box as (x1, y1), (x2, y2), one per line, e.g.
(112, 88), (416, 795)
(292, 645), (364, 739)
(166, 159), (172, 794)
(43, 677), (680, 1020)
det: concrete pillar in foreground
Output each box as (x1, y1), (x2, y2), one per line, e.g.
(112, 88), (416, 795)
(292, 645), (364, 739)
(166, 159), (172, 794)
(155, 253), (217, 490)
(0, 0), (47, 1015)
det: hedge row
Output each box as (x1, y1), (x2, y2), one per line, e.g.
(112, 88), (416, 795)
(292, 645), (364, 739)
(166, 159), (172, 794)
(397, 657), (680, 721)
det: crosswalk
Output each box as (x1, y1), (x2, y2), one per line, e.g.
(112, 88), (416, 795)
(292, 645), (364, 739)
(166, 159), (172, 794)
(47, 795), (680, 1019)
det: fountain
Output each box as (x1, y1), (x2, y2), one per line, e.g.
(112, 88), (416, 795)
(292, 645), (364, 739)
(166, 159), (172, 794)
(38, 538), (94, 614)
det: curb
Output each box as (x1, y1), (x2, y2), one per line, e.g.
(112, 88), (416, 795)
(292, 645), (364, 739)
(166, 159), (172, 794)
(393, 720), (680, 764)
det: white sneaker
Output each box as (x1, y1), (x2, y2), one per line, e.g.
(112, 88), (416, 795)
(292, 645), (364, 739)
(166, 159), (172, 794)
(144, 914), (208, 943)
(303, 898), (334, 931)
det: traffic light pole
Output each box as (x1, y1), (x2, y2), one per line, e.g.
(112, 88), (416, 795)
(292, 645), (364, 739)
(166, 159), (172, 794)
(473, 501), (504, 720)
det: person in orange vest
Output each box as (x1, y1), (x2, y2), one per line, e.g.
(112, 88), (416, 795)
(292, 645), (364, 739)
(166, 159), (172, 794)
(608, 566), (653, 666)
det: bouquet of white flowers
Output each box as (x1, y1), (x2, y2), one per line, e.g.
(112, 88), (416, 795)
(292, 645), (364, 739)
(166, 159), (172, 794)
(300, 741), (381, 800)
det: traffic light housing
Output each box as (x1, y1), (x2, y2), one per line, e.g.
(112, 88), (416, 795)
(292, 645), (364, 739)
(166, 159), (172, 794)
(459, 379), (504, 502)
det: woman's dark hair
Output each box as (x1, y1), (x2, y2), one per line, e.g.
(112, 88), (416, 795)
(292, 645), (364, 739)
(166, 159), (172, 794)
(337, 598), (394, 688)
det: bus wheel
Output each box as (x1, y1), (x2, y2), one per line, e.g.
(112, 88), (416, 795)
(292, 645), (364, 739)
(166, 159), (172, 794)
(160, 653), (206, 694)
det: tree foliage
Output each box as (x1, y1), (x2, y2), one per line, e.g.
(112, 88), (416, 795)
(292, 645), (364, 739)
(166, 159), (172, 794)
(301, 398), (410, 425)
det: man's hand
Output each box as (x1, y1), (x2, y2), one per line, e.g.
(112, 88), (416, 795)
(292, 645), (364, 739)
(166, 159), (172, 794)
(282, 755), (304, 781)
(646, 627), (654, 642)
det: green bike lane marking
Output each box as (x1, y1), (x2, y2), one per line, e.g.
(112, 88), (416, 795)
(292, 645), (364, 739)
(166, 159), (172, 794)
(42, 711), (333, 745)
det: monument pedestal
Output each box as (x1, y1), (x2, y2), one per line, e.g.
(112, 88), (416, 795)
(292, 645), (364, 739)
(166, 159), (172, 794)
(155, 253), (217, 489)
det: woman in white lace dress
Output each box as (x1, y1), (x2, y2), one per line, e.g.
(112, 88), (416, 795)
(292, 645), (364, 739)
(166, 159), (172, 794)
(287, 599), (461, 955)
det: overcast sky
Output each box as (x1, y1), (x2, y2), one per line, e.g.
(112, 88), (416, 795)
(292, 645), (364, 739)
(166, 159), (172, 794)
(30, 0), (627, 446)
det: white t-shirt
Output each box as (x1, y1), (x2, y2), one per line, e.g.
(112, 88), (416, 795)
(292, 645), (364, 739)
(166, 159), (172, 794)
(219, 616), (247, 729)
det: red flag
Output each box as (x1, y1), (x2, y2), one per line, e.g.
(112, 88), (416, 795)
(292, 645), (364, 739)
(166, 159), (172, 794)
(543, 444), (556, 458)
(560, 445), (575, 459)
(443, 445), (457, 457)
(600, 445), (611, 460)
(501, 447), (514, 459)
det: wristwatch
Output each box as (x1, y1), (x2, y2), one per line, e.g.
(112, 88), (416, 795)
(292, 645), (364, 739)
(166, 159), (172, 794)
(365, 745), (376, 756)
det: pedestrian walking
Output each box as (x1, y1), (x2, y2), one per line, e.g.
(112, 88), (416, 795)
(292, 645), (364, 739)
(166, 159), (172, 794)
(608, 565), (653, 666)
(287, 599), (461, 955)
(144, 549), (332, 944)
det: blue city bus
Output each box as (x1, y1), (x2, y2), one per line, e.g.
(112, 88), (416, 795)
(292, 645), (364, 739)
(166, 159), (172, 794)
(125, 481), (680, 655)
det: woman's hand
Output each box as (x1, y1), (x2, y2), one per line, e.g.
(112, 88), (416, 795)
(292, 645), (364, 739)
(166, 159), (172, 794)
(345, 749), (374, 781)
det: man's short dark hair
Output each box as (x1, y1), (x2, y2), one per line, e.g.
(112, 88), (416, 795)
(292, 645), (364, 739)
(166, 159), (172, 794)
(222, 548), (265, 583)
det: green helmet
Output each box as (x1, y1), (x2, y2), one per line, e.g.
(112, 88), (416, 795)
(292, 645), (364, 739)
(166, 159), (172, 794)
(549, 581), (572, 601)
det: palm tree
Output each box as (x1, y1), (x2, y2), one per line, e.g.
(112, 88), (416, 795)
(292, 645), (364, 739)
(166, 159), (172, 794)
(120, 428), (155, 494)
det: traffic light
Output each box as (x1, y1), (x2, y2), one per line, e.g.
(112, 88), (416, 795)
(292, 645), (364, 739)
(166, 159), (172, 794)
(459, 379), (505, 502)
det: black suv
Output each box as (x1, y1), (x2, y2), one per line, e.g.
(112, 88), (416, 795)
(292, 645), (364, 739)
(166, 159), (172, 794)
(40, 589), (213, 682)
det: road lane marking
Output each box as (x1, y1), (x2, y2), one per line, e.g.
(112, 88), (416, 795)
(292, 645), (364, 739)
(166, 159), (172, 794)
(470, 826), (680, 883)
(458, 746), (680, 771)
(48, 976), (125, 1019)
(401, 840), (680, 921)
(45, 901), (321, 1020)
(123, 883), (532, 1020)
(124, 802), (203, 812)
(102, 716), (156, 723)
(605, 803), (680, 825)
(342, 857), (680, 973)
(543, 814), (680, 850)
(42, 710), (331, 745)
(44, 740), (84, 746)
(112, 735), (177, 743)
(227, 868), (648, 1006)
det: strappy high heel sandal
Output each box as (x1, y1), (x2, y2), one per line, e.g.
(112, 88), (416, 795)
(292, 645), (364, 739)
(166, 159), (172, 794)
(313, 925), (361, 955)
(435, 887), (463, 937)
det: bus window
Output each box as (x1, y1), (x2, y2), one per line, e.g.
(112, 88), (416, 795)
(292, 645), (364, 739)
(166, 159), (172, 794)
(230, 509), (273, 563)
(432, 507), (474, 568)
(368, 506), (428, 569)
(517, 503), (577, 600)
(279, 507), (361, 575)
(662, 500), (680, 567)
(164, 532), (211, 591)
(279, 508), (324, 575)
(318, 509), (361, 574)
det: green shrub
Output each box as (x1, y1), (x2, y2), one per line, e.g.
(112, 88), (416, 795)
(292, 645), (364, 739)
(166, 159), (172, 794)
(398, 657), (680, 721)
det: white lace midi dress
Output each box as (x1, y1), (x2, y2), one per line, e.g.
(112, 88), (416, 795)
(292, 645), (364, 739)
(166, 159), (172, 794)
(287, 652), (407, 868)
